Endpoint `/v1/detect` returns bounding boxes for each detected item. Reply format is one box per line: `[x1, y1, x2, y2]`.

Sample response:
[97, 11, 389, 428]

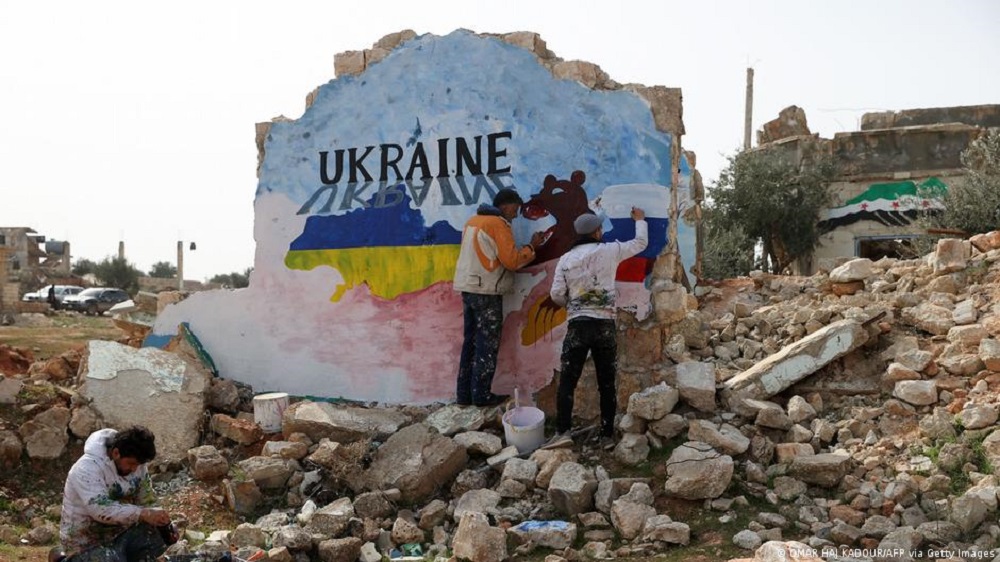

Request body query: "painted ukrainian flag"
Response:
[286, 192, 462, 301]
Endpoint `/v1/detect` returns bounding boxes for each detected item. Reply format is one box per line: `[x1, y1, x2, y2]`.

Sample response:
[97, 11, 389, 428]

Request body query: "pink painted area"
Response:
[493, 263, 564, 396]
[248, 260, 561, 403]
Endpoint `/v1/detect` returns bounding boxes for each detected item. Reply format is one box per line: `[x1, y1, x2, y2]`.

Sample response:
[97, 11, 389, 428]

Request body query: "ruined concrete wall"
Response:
[861, 104, 1000, 130]
[152, 30, 692, 404]
[832, 124, 982, 177]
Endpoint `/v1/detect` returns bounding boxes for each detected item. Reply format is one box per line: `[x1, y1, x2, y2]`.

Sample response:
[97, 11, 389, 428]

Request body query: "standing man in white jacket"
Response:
[548, 207, 647, 446]
[54, 426, 175, 562]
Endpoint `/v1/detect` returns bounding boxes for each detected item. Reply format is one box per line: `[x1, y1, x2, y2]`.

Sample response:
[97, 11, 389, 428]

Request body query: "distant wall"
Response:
[151, 30, 693, 403]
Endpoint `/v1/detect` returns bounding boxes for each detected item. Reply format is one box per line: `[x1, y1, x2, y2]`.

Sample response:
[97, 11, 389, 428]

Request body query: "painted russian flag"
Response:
[593, 184, 671, 282]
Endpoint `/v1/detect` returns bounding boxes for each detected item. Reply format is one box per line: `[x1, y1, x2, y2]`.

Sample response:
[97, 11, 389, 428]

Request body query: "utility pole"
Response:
[177, 240, 184, 291]
[744, 67, 754, 150]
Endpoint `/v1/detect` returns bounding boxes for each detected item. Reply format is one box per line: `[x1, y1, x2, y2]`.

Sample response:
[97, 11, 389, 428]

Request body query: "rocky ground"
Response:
[1, 231, 1000, 562]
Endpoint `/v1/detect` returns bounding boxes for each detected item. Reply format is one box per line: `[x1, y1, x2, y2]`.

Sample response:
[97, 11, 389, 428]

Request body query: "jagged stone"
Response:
[453, 430, 503, 456]
[418, 498, 448, 530]
[626, 382, 678, 420]
[896, 348, 934, 372]
[675, 361, 716, 412]
[775, 443, 814, 463]
[452, 512, 507, 562]
[282, 401, 408, 443]
[613, 433, 649, 465]
[548, 461, 597, 516]
[207, 378, 241, 413]
[230, 524, 266, 548]
[0, 376, 23, 404]
[648, 413, 686, 440]
[211, 413, 263, 445]
[352, 491, 393, 520]
[732, 529, 762, 550]
[687, 420, 749, 455]
[68, 405, 101, 439]
[641, 515, 689, 544]
[0, 429, 23, 468]
[223, 478, 262, 515]
[236, 456, 297, 489]
[893, 380, 939, 405]
[902, 303, 955, 336]
[307, 497, 355, 537]
[530, 448, 577, 489]
[951, 493, 989, 533]
[365, 423, 466, 502]
[188, 445, 229, 481]
[508, 520, 577, 549]
[501, 458, 538, 487]
[610, 499, 655, 540]
[262, 440, 309, 460]
[663, 442, 733, 500]
[830, 258, 873, 282]
[957, 404, 998, 429]
[317, 537, 362, 562]
[18, 405, 70, 459]
[786, 396, 816, 424]
[932, 238, 969, 273]
[787, 454, 850, 488]
[425, 404, 485, 436]
[980, 338, 1000, 371]
[454, 488, 501, 519]
[390, 514, 424, 545]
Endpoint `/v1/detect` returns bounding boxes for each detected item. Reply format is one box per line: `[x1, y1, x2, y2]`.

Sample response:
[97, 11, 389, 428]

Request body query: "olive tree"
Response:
[710, 148, 835, 274]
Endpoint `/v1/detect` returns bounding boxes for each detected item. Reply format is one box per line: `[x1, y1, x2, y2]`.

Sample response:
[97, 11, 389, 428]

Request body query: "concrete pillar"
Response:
[118, 240, 125, 260]
[177, 241, 184, 291]
[744, 67, 754, 150]
[0, 247, 7, 314]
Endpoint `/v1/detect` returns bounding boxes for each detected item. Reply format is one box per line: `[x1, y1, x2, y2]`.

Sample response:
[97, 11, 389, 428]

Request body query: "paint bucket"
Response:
[253, 392, 289, 433]
[501, 388, 545, 454]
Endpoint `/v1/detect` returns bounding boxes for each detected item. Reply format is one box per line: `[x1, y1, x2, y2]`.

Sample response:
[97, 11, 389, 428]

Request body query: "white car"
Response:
[22, 285, 85, 303]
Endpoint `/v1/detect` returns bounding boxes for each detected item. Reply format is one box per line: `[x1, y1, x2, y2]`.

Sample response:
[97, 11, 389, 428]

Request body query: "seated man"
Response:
[55, 426, 176, 562]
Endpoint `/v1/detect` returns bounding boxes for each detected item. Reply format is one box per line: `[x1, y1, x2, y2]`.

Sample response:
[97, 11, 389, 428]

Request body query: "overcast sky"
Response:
[2, 0, 997, 281]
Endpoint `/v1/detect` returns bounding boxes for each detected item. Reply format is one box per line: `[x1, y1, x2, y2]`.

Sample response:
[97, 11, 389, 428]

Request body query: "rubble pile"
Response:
[1, 231, 999, 562]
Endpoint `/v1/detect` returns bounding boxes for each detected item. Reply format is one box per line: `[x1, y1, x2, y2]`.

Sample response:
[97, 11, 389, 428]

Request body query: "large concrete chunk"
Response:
[282, 401, 409, 443]
[788, 453, 851, 488]
[18, 405, 70, 459]
[452, 512, 507, 562]
[80, 340, 209, 463]
[721, 319, 869, 415]
[663, 441, 733, 500]
[365, 423, 467, 503]
[548, 461, 597, 516]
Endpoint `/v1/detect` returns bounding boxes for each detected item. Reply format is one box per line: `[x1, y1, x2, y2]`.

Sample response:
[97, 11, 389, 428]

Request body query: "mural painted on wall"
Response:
[150, 30, 690, 404]
[818, 177, 948, 231]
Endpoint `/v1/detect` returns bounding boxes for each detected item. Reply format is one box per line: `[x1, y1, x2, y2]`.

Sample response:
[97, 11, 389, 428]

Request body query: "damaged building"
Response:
[755, 104, 1000, 274]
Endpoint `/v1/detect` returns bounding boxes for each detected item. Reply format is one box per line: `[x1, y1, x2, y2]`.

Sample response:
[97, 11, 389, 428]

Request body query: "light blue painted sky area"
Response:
[1, 0, 997, 280]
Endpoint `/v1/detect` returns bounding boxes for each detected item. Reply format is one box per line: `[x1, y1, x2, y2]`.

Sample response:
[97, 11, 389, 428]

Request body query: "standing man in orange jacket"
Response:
[453, 189, 544, 406]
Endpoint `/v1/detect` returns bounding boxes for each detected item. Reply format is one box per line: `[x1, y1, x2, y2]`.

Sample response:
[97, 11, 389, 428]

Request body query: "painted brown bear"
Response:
[520, 170, 593, 265]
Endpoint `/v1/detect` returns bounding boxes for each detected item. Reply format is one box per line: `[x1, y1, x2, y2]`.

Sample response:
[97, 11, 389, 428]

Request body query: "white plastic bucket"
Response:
[253, 392, 289, 433]
[502, 397, 545, 454]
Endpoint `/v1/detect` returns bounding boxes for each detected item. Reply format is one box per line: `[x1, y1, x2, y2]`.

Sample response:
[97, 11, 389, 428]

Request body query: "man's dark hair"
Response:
[108, 426, 157, 464]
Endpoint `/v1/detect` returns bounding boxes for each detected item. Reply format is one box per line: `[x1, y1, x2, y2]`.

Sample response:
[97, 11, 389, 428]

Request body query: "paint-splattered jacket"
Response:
[549, 220, 648, 321]
[59, 428, 157, 554]
[453, 204, 535, 295]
